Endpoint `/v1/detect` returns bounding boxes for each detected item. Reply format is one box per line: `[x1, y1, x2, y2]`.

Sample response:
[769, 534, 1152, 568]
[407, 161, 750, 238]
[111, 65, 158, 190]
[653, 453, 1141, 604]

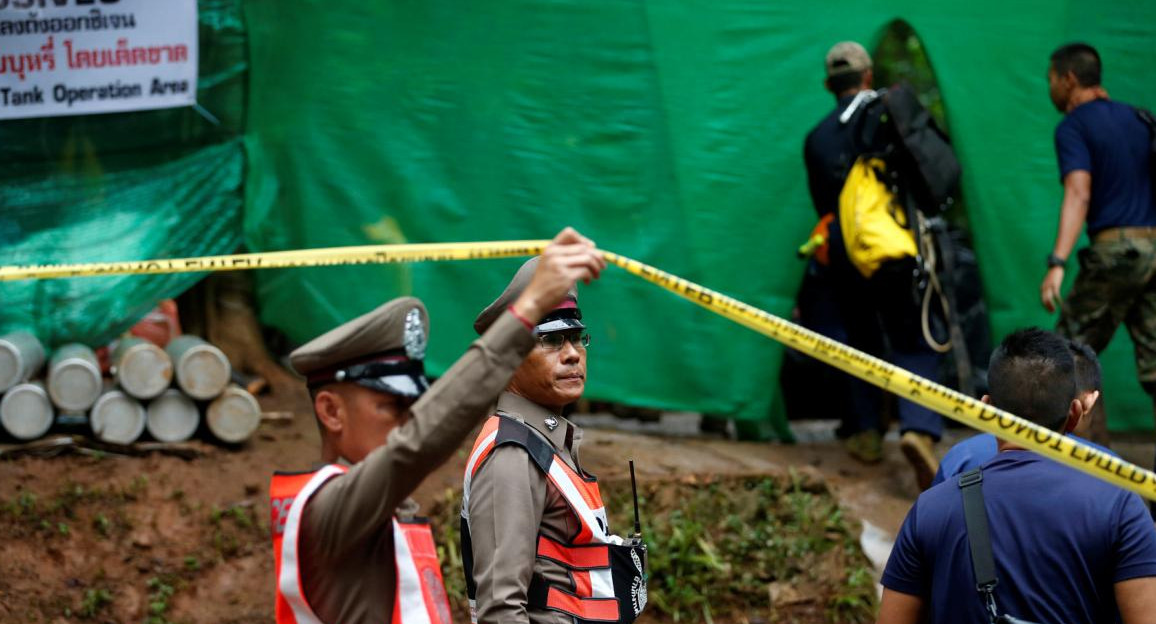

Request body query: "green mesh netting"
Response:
[0, 0, 247, 348]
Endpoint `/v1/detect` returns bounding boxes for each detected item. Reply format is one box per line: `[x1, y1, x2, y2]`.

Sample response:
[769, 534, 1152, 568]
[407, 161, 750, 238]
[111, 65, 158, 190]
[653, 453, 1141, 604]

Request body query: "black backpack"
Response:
[846, 83, 962, 215]
[882, 83, 962, 214]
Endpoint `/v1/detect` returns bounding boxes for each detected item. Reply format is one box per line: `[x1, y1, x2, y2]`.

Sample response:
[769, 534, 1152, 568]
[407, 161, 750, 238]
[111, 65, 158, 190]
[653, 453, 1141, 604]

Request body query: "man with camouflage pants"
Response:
[1039, 43, 1156, 456]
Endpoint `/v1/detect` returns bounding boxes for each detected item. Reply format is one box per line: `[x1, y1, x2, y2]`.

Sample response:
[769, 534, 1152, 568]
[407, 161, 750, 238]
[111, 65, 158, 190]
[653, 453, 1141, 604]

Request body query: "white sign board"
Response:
[0, 0, 199, 120]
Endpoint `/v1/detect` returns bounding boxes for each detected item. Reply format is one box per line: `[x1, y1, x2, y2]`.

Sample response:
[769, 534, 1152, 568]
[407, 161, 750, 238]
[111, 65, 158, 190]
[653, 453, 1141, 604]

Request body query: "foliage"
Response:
[78, 588, 113, 619]
[0, 482, 135, 538]
[146, 576, 177, 624]
[873, 20, 947, 131]
[433, 472, 876, 624]
[873, 19, 971, 232]
[208, 503, 263, 559]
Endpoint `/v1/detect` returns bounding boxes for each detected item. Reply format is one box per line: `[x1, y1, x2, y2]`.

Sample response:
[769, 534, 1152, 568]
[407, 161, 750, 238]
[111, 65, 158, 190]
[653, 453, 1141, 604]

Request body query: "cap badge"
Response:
[544, 416, 559, 431]
[404, 308, 427, 361]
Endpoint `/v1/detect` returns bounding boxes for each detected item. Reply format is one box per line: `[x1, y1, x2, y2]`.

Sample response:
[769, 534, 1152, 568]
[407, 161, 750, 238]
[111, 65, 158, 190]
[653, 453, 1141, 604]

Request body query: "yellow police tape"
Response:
[0, 241, 551, 281]
[2, 240, 1155, 501]
[602, 251, 1156, 502]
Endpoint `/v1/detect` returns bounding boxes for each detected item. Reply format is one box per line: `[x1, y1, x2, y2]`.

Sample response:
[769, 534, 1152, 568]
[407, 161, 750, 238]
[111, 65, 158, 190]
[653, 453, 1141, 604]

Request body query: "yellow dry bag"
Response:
[839, 156, 917, 278]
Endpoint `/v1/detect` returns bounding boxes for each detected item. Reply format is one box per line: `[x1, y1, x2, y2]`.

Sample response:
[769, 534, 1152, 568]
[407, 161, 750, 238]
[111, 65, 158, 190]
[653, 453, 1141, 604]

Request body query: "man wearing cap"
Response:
[268, 228, 605, 624]
[801, 41, 944, 488]
[460, 259, 648, 624]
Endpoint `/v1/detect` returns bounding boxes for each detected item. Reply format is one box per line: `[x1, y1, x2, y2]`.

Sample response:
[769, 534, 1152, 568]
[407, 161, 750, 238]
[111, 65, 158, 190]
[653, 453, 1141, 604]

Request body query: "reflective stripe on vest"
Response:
[461, 416, 501, 522]
[461, 416, 647, 624]
[394, 518, 455, 624]
[273, 465, 346, 624]
[270, 465, 454, 624]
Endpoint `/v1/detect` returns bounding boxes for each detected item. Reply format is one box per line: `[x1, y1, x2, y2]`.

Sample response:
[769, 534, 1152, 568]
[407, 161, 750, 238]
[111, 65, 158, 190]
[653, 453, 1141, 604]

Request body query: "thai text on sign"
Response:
[0, 0, 198, 120]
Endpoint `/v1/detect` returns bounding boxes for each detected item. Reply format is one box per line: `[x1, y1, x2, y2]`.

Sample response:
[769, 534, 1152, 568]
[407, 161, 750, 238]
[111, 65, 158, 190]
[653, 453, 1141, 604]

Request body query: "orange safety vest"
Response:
[460, 416, 648, 624]
[270, 465, 454, 624]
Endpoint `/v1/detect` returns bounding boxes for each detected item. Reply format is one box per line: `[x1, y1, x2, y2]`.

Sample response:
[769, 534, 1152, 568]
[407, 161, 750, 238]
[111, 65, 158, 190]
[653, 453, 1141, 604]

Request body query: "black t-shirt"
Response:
[803, 92, 892, 218]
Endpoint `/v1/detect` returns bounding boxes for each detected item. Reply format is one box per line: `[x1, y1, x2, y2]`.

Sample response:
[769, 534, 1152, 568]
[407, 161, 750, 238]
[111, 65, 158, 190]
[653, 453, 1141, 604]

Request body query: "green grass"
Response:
[0, 481, 140, 538]
[146, 576, 177, 624]
[78, 588, 113, 618]
[208, 504, 264, 560]
[433, 471, 876, 623]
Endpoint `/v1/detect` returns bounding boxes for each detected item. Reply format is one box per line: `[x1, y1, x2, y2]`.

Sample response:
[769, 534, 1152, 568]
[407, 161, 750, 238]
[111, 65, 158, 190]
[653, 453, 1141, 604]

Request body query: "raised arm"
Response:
[305, 227, 606, 551]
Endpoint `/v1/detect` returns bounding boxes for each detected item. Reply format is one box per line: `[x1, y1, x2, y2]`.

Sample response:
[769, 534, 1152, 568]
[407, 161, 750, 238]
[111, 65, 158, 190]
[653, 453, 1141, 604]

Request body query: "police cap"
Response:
[290, 297, 430, 398]
[473, 257, 584, 335]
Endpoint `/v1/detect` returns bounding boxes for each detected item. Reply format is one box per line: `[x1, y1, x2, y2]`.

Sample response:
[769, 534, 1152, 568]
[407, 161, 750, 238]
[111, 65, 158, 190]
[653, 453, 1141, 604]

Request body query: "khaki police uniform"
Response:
[465, 257, 612, 624]
[275, 296, 535, 624]
[467, 392, 590, 624]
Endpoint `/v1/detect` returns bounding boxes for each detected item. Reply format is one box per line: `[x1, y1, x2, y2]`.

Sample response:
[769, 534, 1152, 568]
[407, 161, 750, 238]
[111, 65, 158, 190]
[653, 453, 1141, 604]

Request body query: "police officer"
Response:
[461, 258, 648, 624]
[269, 228, 605, 624]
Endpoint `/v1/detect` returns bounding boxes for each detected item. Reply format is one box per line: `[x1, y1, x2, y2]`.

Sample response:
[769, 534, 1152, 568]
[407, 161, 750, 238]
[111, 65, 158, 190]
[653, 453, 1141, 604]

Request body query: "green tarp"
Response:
[243, 1, 1156, 436]
[0, 0, 246, 347]
[5, 1, 1156, 438]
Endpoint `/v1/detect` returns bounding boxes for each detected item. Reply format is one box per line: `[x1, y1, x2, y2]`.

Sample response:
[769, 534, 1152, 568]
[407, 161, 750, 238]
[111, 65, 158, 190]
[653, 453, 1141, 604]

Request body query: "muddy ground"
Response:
[1, 378, 1150, 624]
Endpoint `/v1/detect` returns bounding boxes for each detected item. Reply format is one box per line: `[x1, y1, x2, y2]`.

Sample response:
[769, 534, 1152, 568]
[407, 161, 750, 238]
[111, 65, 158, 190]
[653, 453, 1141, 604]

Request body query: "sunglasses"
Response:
[536, 331, 591, 351]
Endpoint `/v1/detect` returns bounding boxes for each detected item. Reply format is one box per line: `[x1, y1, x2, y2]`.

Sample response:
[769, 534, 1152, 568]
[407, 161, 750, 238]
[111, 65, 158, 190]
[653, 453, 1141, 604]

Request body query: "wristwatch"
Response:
[1046, 253, 1067, 269]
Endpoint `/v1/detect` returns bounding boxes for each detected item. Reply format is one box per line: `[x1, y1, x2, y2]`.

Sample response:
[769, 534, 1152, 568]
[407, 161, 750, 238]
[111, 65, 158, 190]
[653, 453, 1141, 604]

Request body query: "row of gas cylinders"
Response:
[0, 332, 260, 445]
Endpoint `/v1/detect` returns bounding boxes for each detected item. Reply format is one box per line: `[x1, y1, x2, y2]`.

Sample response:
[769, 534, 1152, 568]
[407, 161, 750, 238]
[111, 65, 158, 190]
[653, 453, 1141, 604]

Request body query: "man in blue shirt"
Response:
[1038, 42, 1156, 450]
[931, 340, 1109, 487]
[878, 328, 1156, 624]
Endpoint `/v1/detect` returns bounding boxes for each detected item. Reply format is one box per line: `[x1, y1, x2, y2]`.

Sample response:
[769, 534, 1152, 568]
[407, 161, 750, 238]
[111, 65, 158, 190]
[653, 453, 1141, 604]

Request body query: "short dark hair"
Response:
[1069, 340, 1102, 394]
[1050, 43, 1101, 87]
[827, 70, 864, 95]
[987, 328, 1076, 431]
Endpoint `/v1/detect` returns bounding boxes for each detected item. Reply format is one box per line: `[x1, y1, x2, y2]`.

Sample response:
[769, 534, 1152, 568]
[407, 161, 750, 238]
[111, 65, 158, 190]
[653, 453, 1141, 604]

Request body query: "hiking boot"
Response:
[844, 429, 883, 464]
[900, 431, 938, 491]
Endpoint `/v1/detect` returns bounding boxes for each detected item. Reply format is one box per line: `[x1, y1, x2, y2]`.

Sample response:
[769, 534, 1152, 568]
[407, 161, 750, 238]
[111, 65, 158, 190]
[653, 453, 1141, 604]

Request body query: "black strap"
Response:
[959, 468, 1000, 623]
[494, 414, 557, 475]
[461, 515, 478, 600]
[959, 469, 997, 588]
[527, 573, 551, 609]
[960, 470, 1054, 624]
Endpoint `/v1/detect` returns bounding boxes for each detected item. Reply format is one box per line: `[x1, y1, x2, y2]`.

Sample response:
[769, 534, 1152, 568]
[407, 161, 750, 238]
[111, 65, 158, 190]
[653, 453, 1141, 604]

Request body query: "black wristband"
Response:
[1046, 253, 1067, 268]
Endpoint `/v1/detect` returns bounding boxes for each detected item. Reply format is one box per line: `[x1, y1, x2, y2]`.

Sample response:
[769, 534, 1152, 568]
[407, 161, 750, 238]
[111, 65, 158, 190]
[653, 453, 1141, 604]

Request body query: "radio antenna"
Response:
[629, 460, 641, 538]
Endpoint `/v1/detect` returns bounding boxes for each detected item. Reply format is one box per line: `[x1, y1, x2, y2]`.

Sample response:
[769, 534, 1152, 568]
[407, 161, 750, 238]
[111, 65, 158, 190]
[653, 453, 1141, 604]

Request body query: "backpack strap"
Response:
[494, 413, 559, 475]
[958, 468, 999, 623]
